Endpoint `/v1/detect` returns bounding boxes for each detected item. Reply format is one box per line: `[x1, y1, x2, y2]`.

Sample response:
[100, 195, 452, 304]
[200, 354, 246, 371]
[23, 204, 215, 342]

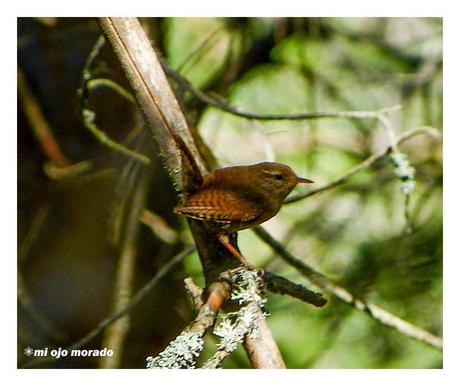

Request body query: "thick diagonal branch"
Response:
[98, 17, 284, 368]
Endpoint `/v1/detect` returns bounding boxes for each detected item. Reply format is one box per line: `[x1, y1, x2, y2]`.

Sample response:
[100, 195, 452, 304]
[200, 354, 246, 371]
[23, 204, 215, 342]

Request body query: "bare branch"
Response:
[78, 35, 151, 165]
[140, 209, 179, 244]
[18, 272, 68, 342]
[82, 109, 151, 165]
[99, 174, 149, 368]
[43, 160, 93, 180]
[285, 127, 442, 204]
[18, 206, 49, 266]
[98, 17, 208, 186]
[162, 60, 401, 121]
[184, 277, 205, 310]
[18, 67, 70, 167]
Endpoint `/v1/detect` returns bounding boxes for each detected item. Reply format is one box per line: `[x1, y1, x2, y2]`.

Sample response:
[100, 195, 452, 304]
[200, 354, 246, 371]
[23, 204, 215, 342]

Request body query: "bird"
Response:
[174, 162, 313, 265]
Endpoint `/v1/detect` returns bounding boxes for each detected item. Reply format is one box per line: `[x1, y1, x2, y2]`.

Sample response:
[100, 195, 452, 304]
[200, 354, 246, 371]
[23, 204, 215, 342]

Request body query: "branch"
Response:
[21, 246, 194, 368]
[147, 281, 229, 369]
[254, 226, 443, 351]
[18, 67, 70, 167]
[98, 17, 208, 186]
[242, 307, 286, 369]
[184, 277, 205, 310]
[206, 269, 286, 369]
[43, 160, 93, 180]
[162, 59, 401, 121]
[183, 277, 277, 370]
[263, 271, 327, 307]
[285, 127, 442, 204]
[99, 174, 149, 368]
[140, 209, 179, 245]
[18, 272, 68, 342]
[203, 301, 286, 369]
[82, 109, 151, 165]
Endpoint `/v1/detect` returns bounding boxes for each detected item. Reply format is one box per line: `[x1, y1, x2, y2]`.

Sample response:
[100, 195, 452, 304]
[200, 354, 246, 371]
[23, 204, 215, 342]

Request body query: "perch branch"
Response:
[204, 268, 286, 369]
[254, 226, 443, 351]
[147, 281, 229, 369]
[21, 246, 194, 368]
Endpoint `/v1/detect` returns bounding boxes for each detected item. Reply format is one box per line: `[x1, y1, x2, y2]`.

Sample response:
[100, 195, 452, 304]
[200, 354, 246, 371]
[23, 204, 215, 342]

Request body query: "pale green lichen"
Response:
[146, 329, 204, 369]
[211, 269, 267, 354]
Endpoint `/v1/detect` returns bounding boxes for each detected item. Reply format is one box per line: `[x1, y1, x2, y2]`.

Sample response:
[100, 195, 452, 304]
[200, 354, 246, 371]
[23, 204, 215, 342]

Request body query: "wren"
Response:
[174, 162, 313, 265]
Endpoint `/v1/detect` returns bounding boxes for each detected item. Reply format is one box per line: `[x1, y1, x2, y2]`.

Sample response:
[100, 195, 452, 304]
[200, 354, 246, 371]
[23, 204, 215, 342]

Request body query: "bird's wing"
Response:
[174, 188, 263, 224]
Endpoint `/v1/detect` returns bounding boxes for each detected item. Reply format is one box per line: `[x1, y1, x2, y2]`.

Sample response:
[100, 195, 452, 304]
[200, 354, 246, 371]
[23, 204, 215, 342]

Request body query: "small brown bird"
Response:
[174, 162, 313, 264]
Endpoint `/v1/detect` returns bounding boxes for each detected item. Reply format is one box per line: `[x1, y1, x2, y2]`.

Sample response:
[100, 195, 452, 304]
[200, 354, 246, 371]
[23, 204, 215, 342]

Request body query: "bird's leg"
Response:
[217, 233, 253, 268]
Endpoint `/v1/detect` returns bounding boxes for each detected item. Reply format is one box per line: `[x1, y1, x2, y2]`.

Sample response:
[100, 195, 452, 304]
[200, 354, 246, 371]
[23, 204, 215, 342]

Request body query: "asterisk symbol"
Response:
[24, 346, 34, 357]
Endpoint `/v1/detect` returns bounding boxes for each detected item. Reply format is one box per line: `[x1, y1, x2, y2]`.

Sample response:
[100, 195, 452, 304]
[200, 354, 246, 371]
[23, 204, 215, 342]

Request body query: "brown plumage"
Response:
[174, 162, 313, 233]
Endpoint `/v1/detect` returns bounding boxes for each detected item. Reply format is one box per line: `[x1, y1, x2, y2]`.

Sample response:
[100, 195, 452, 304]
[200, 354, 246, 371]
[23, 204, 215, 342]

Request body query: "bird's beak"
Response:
[296, 176, 314, 184]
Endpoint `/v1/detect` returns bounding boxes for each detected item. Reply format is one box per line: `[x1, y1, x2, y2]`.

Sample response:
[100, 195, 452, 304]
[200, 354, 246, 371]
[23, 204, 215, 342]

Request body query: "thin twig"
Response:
[184, 277, 205, 310]
[139, 209, 179, 244]
[190, 281, 230, 334]
[79, 36, 151, 165]
[202, 348, 232, 369]
[254, 226, 443, 351]
[78, 34, 106, 101]
[203, 269, 286, 369]
[99, 175, 148, 368]
[43, 160, 93, 180]
[18, 67, 70, 167]
[163, 59, 402, 121]
[285, 127, 442, 204]
[21, 246, 195, 368]
[18, 272, 68, 342]
[176, 25, 225, 74]
[86, 78, 136, 104]
[18, 206, 49, 266]
[82, 108, 151, 165]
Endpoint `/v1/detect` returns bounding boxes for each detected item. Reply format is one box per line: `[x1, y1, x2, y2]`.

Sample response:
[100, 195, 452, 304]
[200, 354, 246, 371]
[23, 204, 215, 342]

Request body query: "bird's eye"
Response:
[274, 174, 284, 180]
